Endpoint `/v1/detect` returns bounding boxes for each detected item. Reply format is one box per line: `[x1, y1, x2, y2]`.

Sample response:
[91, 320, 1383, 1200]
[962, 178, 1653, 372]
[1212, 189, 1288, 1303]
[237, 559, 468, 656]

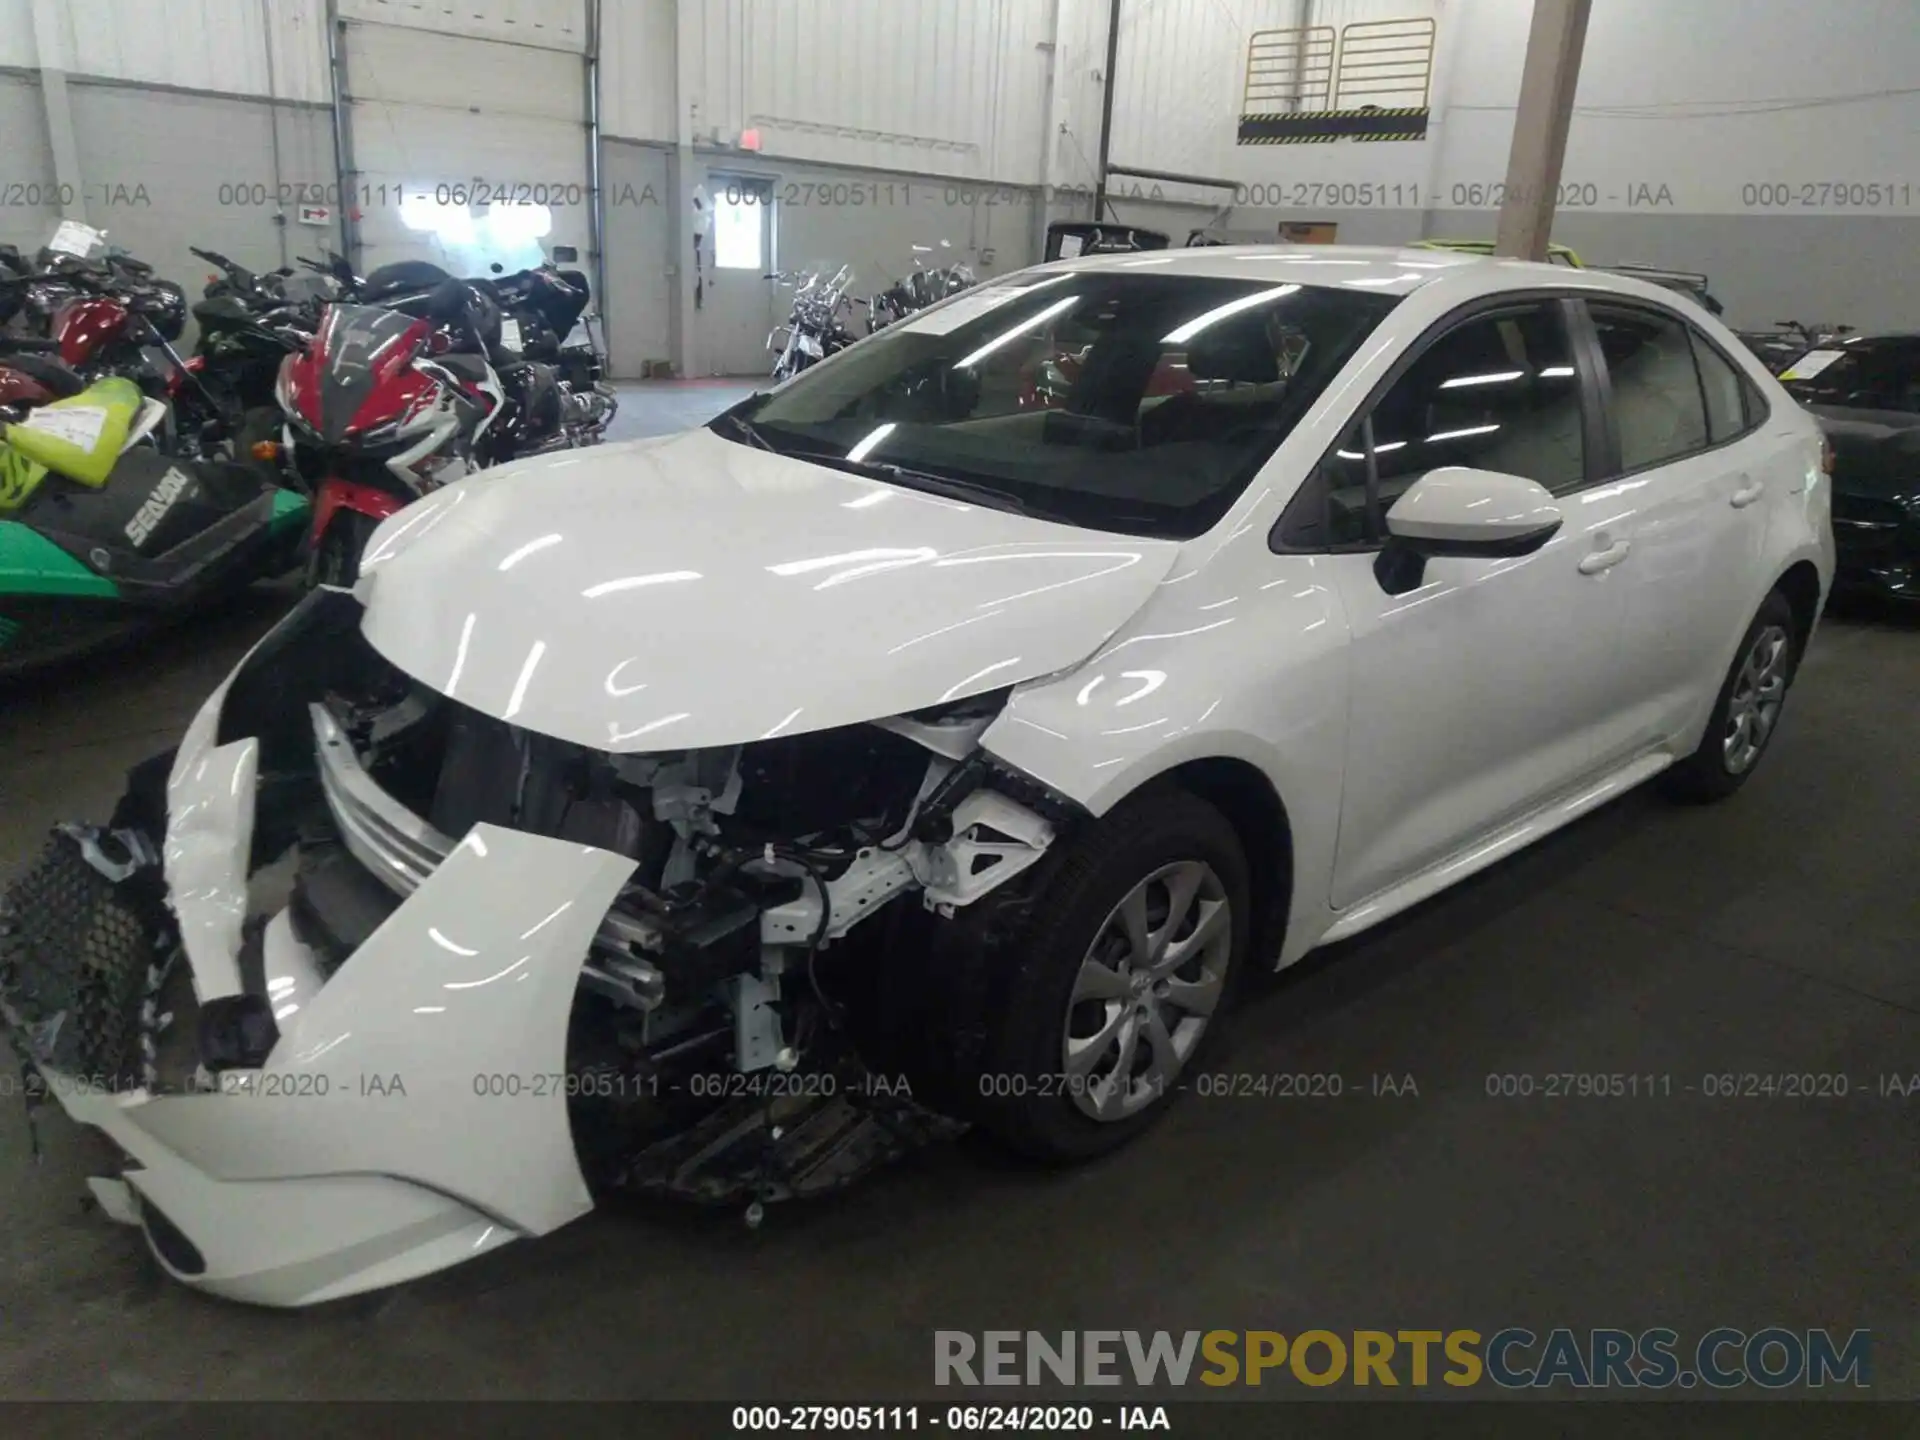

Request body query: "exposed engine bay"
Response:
[292, 599, 1070, 1201]
[0, 588, 1082, 1297]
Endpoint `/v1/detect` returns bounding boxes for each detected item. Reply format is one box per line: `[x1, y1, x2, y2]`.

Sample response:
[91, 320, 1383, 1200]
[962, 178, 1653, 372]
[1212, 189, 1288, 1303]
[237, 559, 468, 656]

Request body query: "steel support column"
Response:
[1091, 0, 1123, 222]
[27, 0, 86, 222]
[1492, 0, 1592, 260]
[324, 0, 361, 268]
[584, 0, 609, 352]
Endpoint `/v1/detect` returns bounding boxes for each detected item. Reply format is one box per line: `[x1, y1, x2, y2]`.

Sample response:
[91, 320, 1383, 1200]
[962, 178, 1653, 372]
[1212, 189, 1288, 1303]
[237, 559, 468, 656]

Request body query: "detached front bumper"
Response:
[21, 611, 642, 1306]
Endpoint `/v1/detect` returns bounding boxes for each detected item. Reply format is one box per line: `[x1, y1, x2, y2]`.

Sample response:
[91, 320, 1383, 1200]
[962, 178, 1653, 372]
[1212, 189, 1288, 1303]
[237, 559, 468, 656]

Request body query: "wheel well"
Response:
[1775, 560, 1822, 655]
[1166, 757, 1293, 965]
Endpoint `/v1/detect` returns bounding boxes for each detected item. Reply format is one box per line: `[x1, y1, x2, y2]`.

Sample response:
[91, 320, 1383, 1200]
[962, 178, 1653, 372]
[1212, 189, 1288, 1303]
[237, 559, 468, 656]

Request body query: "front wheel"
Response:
[961, 786, 1250, 1162]
[1661, 589, 1800, 802]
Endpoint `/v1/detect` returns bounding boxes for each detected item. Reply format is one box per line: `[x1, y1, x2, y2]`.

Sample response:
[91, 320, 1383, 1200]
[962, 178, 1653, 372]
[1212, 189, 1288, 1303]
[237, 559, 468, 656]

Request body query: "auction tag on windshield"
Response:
[1780, 349, 1844, 381]
[21, 403, 109, 449]
[499, 316, 523, 351]
[47, 219, 106, 258]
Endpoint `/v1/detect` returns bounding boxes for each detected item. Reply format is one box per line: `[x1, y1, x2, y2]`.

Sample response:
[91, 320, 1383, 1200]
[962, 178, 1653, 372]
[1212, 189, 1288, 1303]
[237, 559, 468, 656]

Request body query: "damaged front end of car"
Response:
[0, 586, 1080, 1306]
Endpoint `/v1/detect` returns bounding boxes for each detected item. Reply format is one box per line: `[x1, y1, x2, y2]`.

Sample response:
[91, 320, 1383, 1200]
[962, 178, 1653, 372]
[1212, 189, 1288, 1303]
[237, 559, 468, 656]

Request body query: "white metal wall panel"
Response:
[598, 0, 676, 142]
[1108, 0, 1298, 193]
[673, 0, 1054, 184]
[1447, 0, 1920, 215]
[0, 0, 35, 69]
[37, 0, 327, 103]
[344, 21, 592, 271]
[340, 0, 587, 53]
[350, 19, 583, 120]
[68, 85, 340, 282]
[1042, 0, 1116, 205]
[0, 75, 54, 253]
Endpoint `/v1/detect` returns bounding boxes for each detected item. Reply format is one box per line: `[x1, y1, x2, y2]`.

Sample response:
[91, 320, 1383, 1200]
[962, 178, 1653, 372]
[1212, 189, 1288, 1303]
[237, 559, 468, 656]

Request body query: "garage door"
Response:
[340, 1, 590, 279]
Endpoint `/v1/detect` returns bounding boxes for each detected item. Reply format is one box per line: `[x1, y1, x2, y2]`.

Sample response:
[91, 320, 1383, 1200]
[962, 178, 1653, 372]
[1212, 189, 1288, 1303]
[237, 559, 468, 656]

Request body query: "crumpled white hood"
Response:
[355, 427, 1180, 751]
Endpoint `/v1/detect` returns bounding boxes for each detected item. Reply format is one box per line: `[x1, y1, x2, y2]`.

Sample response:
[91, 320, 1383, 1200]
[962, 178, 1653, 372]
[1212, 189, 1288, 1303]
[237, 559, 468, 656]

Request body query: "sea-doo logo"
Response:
[125, 466, 191, 547]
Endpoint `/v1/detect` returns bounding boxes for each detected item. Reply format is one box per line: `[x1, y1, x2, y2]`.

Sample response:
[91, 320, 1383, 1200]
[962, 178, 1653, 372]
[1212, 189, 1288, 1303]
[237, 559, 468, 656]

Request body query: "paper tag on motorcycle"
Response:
[21, 403, 110, 450]
[47, 220, 108, 259]
[1778, 349, 1844, 381]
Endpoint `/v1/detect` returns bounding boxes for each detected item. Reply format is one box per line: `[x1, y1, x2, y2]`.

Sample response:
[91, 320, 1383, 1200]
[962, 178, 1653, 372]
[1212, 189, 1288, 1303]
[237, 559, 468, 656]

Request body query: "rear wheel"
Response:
[1661, 589, 1799, 802]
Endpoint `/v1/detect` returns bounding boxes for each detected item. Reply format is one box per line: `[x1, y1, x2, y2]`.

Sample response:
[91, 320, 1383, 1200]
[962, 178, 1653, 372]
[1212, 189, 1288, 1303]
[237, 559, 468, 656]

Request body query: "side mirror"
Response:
[1375, 466, 1563, 596]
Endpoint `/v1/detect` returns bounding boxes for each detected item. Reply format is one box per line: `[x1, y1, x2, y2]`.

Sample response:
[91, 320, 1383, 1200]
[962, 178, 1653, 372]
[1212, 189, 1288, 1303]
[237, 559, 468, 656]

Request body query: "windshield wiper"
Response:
[822, 456, 1041, 517]
[710, 409, 775, 451]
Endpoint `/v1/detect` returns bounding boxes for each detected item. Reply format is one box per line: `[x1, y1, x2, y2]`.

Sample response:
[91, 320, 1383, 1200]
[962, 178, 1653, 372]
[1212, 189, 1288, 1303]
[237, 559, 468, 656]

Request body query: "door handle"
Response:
[1730, 476, 1766, 508]
[1578, 539, 1632, 575]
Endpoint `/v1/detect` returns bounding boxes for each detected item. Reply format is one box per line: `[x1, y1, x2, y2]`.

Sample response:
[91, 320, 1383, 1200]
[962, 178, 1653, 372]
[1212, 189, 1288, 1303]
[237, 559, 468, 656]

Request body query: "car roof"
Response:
[1033, 243, 1703, 310]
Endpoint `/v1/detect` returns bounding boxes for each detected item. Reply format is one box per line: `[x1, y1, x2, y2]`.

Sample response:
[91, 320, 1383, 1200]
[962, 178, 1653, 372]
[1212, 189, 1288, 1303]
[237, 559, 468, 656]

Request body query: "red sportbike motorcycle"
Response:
[277, 277, 613, 584]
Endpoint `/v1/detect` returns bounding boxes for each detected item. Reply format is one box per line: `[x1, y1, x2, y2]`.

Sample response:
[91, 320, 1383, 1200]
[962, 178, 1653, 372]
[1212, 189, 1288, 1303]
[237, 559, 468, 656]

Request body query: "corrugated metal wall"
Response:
[16, 0, 331, 104]
[9, 0, 1082, 185]
[598, 0, 677, 143]
[677, 0, 1056, 183]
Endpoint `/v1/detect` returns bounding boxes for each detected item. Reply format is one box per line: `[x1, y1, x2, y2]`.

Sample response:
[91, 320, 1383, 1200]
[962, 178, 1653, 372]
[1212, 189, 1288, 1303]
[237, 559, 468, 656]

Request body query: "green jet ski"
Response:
[0, 377, 308, 677]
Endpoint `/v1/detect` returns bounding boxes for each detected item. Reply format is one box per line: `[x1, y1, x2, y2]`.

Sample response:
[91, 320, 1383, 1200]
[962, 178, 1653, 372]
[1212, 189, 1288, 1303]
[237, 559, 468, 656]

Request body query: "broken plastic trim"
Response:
[216, 585, 368, 770]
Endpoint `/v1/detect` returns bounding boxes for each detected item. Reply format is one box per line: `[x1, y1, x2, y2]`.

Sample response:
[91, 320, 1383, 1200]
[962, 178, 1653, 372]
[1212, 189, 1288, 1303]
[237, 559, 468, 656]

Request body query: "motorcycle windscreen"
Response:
[315, 305, 425, 444]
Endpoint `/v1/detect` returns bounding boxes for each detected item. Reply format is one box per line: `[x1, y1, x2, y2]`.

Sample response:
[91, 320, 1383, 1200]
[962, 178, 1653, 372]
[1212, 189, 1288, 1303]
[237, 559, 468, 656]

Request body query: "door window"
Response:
[712, 182, 769, 270]
[1278, 300, 1586, 548]
[1690, 332, 1750, 444]
[1589, 305, 1709, 471]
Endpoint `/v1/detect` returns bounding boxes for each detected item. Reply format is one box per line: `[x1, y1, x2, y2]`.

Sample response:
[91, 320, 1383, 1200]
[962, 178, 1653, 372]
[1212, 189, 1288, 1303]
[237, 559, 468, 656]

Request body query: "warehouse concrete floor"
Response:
[0, 385, 1914, 1400]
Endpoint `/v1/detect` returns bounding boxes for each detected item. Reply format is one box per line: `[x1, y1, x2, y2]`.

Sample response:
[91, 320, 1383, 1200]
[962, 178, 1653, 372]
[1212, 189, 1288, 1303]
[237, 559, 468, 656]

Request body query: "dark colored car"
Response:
[1781, 334, 1920, 602]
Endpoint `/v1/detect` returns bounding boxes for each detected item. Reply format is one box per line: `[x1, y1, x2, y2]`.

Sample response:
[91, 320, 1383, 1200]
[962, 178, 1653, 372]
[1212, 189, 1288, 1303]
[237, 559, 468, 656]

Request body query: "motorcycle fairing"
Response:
[302, 304, 431, 443]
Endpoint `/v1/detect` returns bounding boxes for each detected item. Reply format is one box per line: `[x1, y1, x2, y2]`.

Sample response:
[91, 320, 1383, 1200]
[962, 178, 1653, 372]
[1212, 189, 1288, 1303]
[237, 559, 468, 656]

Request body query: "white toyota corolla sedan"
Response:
[11, 245, 1833, 1304]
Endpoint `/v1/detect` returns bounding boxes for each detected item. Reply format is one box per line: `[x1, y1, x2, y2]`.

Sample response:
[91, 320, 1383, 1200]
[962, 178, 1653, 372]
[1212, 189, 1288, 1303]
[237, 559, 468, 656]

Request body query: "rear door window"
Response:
[1588, 305, 1710, 472]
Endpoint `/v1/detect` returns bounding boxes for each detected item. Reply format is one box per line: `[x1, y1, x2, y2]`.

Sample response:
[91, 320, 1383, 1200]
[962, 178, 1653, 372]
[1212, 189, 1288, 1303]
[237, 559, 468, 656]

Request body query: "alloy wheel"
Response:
[1723, 623, 1791, 774]
[1062, 860, 1232, 1122]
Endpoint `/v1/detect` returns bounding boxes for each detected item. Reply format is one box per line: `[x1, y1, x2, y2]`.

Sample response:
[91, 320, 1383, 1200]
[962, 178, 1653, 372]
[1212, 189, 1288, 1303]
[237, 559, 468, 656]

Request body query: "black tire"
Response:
[947, 785, 1251, 1162]
[1661, 589, 1800, 803]
[307, 511, 375, 589]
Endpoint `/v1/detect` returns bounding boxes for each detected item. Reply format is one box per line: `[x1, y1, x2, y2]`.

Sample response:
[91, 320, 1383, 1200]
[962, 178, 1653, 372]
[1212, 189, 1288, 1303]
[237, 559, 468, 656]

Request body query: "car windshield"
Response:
[714, 271, 1399, 539]
[1781, 341, 1920, 413]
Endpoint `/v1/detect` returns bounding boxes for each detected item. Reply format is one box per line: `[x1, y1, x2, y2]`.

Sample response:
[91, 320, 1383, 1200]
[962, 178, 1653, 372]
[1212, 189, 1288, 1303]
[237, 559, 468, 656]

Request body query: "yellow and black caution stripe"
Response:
[1237, 107, 1429, 144]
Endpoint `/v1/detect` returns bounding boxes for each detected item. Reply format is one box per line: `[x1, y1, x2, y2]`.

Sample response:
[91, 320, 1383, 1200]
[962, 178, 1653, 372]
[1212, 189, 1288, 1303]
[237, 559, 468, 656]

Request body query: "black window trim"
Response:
[1574, 296, 1771, 483]
[1270, 288, 1605, 555]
